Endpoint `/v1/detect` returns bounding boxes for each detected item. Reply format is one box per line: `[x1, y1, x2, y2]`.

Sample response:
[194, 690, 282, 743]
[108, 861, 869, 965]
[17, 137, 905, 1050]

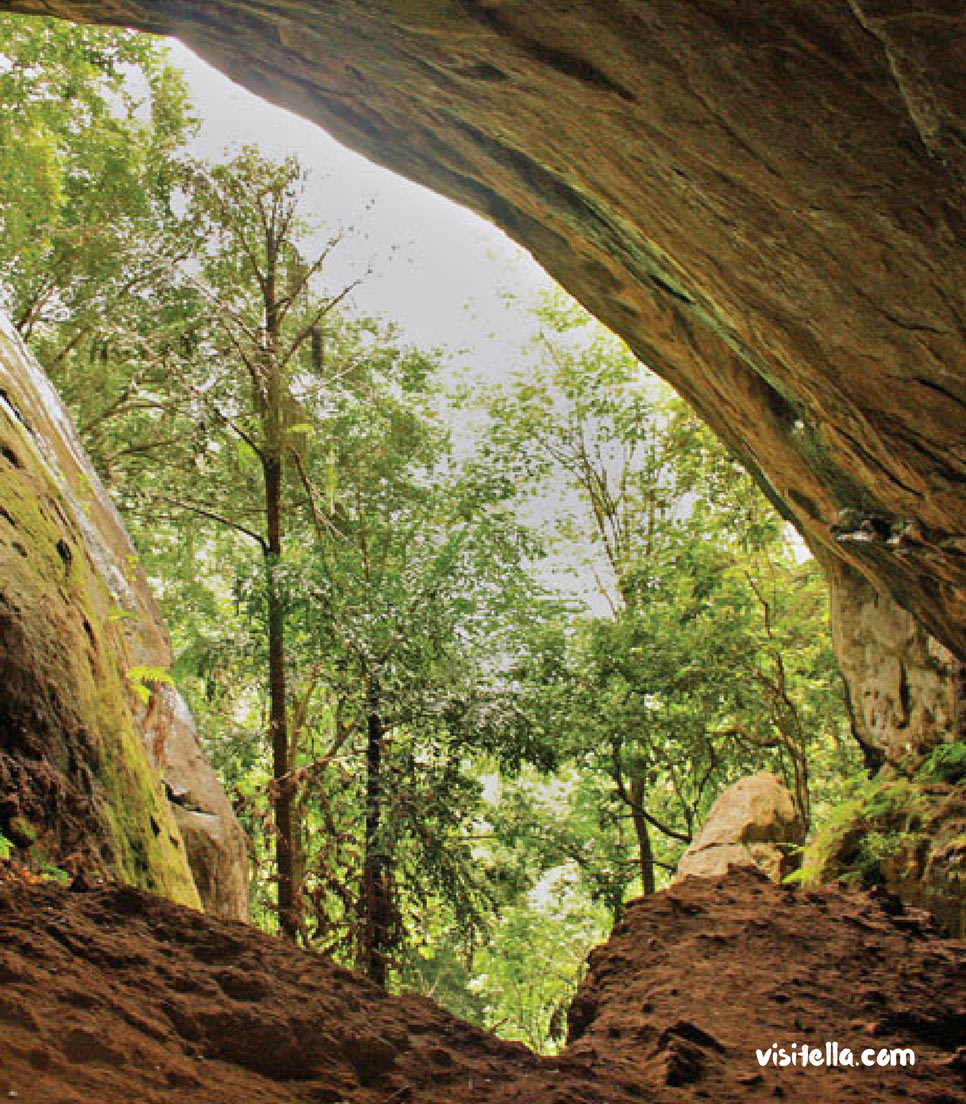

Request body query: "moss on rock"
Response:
[794, 758, 966, 936]
[0, 368, 199, 908]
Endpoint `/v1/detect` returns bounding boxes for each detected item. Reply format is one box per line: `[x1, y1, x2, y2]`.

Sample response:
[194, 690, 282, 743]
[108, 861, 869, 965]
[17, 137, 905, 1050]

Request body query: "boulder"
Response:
[675, 772, 804, 883]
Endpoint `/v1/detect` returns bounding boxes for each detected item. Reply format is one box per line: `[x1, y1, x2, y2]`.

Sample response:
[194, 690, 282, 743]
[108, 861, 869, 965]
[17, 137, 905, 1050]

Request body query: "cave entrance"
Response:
[1, 8, 963, 1058]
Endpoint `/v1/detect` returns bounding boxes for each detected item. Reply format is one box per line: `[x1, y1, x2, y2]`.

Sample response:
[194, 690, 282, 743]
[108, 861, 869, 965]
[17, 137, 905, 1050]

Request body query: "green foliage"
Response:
[37, 859, 72, 886]
[0, 19, 861, 1046]
[0, 16, 196, 339]
[466, 864, 608, 1052]
[126, 665, 175, 704]
[0, 832, 13, 862]
[788, 770, 930, 889]
[918, 742, 966, 785]
[477, 290, 855, 902]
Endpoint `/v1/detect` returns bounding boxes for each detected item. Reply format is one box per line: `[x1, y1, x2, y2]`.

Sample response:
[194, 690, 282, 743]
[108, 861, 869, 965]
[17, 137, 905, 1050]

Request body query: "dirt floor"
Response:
[0, 865, 963, 1104]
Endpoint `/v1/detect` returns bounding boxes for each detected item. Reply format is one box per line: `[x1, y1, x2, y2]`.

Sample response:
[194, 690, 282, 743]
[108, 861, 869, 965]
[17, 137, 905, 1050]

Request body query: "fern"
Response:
[918, 743, 966, 785]
[126, 664, 174, 703]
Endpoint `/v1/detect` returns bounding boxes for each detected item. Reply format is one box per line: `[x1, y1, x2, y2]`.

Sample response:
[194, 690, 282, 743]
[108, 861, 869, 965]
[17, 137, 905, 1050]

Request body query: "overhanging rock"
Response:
[2, 0, 963, 659]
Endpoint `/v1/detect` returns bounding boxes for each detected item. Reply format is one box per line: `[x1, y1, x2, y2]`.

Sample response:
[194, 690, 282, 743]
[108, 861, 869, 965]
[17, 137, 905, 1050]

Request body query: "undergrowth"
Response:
[787, 743, 966, 890]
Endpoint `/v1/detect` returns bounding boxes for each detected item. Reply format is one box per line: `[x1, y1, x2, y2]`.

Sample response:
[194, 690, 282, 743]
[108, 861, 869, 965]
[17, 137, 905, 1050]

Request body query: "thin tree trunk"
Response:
[264, 450, 297, 941]
[361, 688, 392, 987]
[629, 777, 656, 895]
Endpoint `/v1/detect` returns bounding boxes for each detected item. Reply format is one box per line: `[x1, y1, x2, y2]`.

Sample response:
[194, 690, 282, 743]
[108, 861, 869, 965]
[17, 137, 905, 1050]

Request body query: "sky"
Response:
[162, 41, 807, 594]
[166, 41, 555, 381]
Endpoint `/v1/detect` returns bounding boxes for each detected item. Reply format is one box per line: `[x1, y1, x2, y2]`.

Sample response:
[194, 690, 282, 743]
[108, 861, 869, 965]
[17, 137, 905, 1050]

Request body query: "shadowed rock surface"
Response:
[827, 558, 964, 769]
[0, 866, 962, 1103]
[1, 0, 963, 672]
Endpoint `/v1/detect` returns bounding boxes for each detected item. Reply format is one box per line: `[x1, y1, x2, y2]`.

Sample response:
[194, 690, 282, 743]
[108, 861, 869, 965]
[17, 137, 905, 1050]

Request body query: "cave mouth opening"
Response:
[2, 8, 963, 1059]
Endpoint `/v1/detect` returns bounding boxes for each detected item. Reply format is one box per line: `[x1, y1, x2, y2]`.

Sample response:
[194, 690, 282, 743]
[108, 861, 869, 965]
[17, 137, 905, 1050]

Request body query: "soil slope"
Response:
[0, 866, 963, 1103]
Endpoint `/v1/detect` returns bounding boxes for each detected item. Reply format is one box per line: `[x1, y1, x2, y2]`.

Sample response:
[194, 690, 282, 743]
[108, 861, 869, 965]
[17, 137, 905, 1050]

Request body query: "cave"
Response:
[2, 0, 963, 671]
[0, 4, 965, 1100]
[0, 0, 962, 903]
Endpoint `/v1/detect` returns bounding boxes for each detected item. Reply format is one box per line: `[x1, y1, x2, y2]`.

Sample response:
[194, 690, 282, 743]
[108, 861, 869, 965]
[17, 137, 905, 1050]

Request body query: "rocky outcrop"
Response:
[2, 0, 963, 668]
[881, 782, 966, 938]
[827, 558, 964, 769]
[675, 772, 804, 883]
[566, 869, 965, 1100]
[143, 685, 250, 920]
[0, 314, 248, 918]
[808, 769, 966, 937]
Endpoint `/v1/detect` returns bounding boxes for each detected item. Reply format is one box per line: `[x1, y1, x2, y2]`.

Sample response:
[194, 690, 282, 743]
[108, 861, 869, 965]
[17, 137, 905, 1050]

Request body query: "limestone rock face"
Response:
[2, 0, 963, 665]
[675, 772, 804, 883]
[827, 558, 964, 768]
[0, 315, 248, 918]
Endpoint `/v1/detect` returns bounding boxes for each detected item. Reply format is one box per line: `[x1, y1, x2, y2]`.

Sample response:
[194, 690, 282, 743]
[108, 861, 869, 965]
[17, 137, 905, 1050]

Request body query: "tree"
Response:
[0, 27, 559, 963]
[135, 148, 364, 940]
[285, 343, 555, 981]
[0, 17, 196, 351]
[482, 290, 853, 897]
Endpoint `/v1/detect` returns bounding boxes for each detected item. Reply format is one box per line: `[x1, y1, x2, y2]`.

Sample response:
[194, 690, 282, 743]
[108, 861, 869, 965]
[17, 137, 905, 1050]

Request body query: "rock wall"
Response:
[0, 314, 248, 919]
[826, 558, 964, 769]
[2, 0, 963, 665]
[880, 782, 966, 938]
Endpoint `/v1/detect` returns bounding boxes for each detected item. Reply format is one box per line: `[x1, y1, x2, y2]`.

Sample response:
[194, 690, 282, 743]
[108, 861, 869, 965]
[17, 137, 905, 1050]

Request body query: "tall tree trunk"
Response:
[629, 776, 656, 896]
[361, 688, 392, 987]
[264, 451, 297, 940]
[258, 228, 300, 941]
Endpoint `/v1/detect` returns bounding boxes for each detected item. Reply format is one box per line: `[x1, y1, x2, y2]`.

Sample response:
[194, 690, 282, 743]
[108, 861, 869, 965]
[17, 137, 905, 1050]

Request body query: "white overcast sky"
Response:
[163, 42, 808, 592]
[166, 41, 556, 381]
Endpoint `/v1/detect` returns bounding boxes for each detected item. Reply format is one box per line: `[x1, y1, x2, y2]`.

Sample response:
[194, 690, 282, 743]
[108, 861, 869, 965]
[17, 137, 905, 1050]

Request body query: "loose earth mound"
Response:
[0, 867, 962, 1103]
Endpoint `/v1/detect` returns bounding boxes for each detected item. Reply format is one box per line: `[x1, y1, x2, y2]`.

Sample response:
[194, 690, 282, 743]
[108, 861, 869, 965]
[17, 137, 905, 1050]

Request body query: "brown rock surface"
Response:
[0, 866, 963, 1103]
[827, 558, 964, 768]
[567, 868, 966, 1101]
[146, 684, 251, 920]
[884, 782, 966, 939]
[1, 0, 963, 664]
[0, 313, 248, 918]
[675, 772, 804, 883]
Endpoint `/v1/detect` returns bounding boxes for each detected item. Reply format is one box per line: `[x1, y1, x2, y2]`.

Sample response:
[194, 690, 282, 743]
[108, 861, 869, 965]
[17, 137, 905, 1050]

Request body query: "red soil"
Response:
[0, 866, 962, 1103]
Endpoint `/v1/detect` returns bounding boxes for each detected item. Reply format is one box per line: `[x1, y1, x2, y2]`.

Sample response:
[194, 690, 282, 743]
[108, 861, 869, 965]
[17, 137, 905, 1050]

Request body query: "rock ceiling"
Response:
[3, 0, 965, 656]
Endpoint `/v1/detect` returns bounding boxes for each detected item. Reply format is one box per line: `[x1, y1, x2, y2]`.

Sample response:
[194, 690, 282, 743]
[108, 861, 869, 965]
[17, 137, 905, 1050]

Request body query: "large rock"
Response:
[675, 772, 804, 883]
[2, 0, 963, 671]
[811, 771, 966, 937]
[826, 557, 964, 769]
[881, 782, 966, 938]
[0, 314, 248, 919]
[143, 685, 250, 920]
